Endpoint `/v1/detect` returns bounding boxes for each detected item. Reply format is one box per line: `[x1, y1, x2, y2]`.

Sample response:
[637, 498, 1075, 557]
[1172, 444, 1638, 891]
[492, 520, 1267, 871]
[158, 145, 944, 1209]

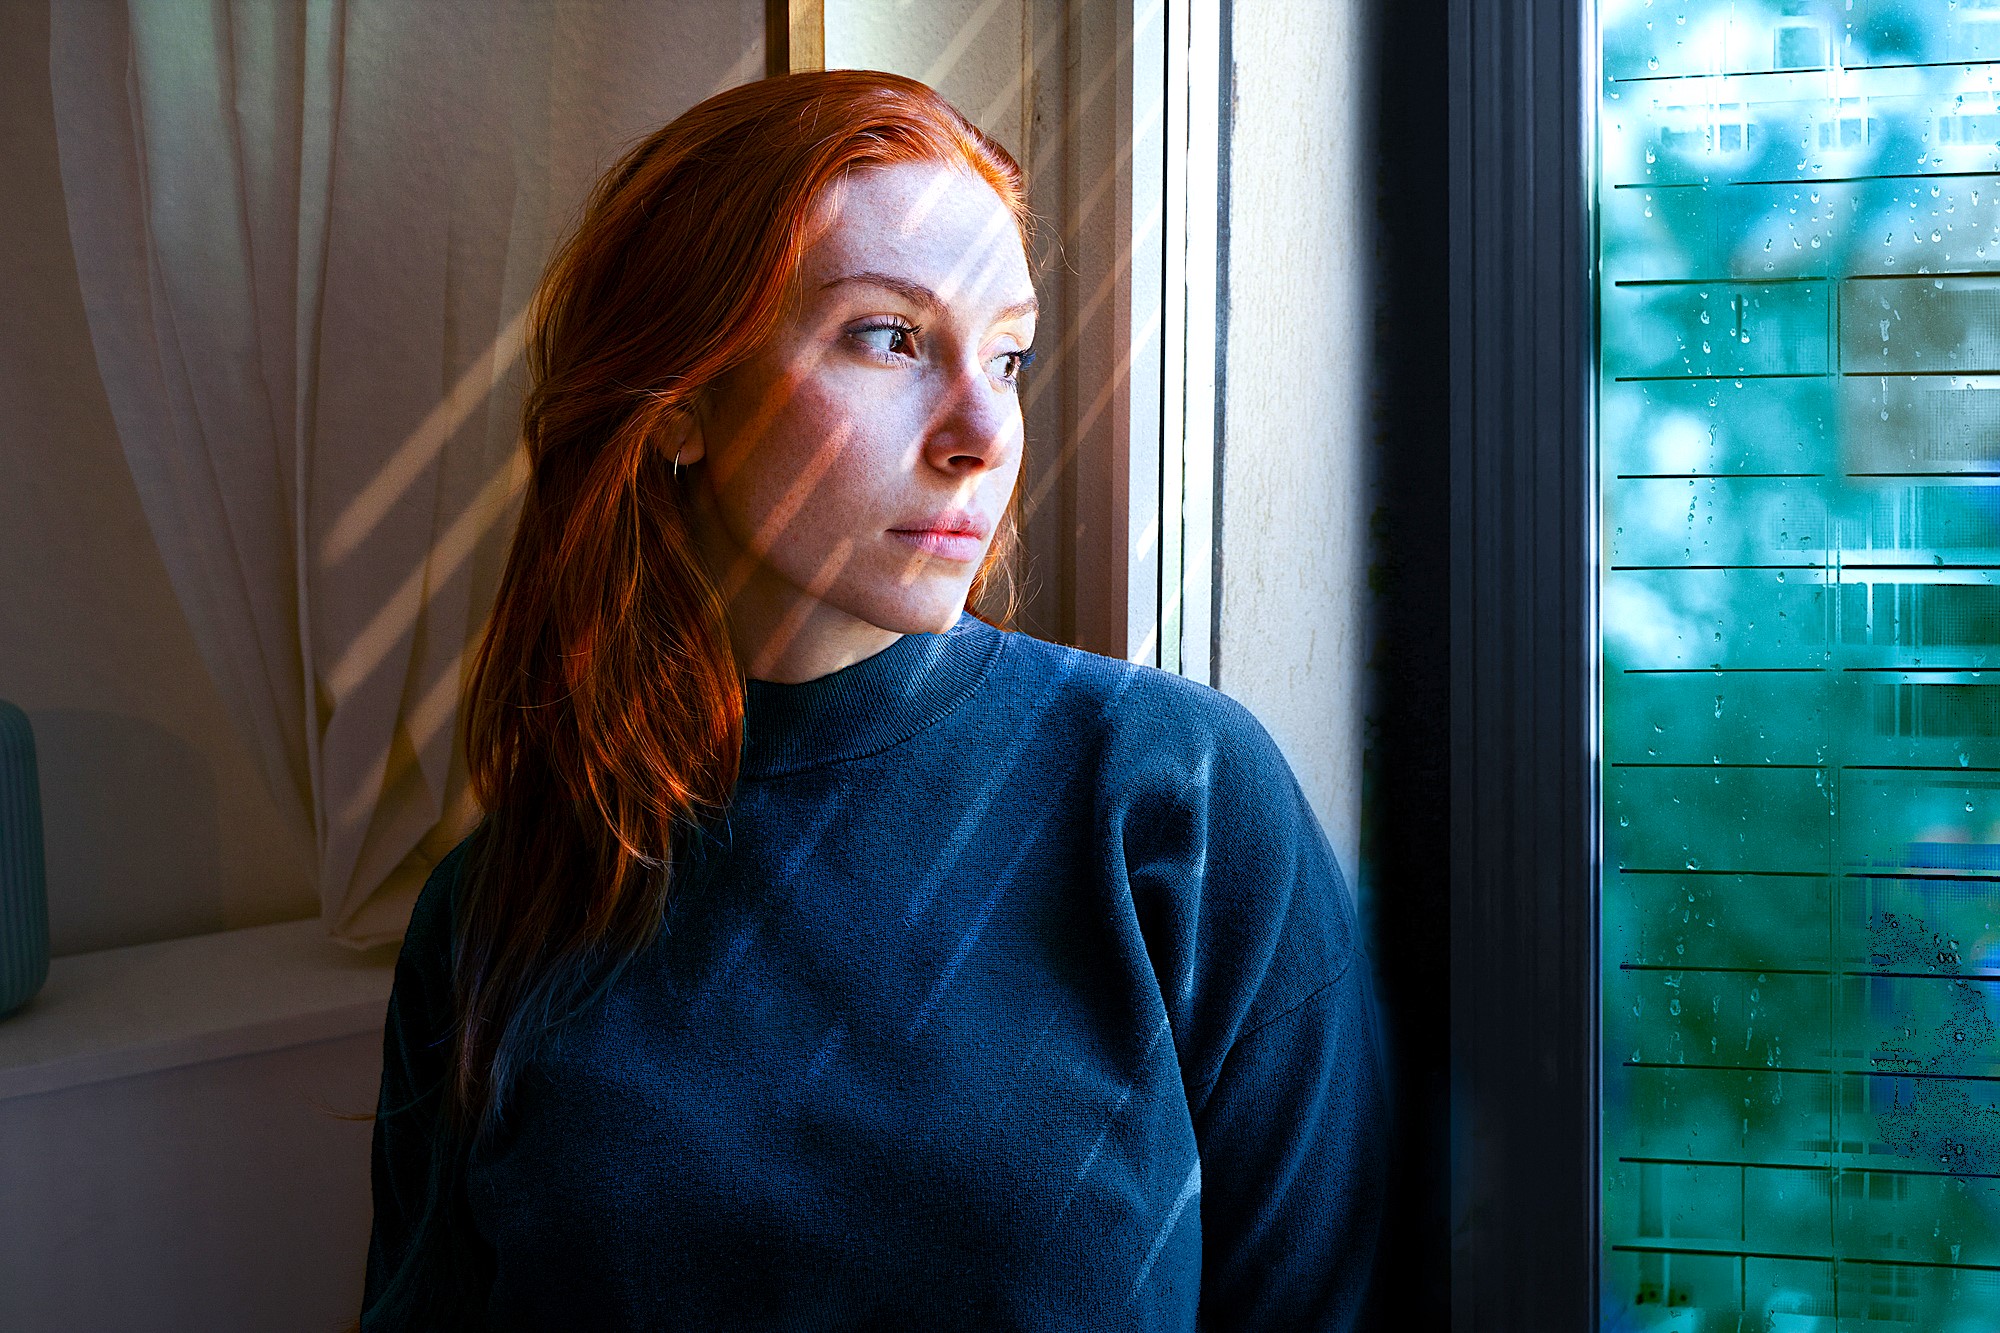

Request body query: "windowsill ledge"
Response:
[0, 919, 398, 1103]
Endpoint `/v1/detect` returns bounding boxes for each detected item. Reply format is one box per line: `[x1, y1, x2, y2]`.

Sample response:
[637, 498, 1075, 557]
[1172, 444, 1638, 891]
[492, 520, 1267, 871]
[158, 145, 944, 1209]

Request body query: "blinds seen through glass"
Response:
[1599, 1, 2000, 1328]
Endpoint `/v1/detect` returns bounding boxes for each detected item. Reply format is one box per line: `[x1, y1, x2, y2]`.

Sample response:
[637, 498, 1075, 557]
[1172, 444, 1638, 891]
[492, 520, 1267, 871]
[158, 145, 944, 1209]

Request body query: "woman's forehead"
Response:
[800, 162, 1032, 315]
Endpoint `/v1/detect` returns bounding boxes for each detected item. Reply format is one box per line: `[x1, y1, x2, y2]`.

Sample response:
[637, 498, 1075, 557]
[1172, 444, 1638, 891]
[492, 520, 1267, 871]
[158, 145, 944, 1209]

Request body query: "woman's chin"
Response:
[832, 582, 975, 638]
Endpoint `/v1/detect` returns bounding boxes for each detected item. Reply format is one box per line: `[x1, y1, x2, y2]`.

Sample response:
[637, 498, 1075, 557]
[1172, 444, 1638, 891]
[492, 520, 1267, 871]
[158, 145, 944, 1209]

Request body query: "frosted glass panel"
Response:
[1598, 2, 2000, 1327]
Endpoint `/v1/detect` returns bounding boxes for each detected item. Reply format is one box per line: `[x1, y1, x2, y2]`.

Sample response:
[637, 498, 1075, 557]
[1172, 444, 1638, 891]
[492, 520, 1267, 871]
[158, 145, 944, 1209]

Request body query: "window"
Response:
[1600, 1, 2000, 1326]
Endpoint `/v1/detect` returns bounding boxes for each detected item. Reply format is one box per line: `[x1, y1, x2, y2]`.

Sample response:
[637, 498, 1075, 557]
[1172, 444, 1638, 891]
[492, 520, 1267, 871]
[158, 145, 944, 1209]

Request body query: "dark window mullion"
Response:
[1448, 0, 1599, 1326]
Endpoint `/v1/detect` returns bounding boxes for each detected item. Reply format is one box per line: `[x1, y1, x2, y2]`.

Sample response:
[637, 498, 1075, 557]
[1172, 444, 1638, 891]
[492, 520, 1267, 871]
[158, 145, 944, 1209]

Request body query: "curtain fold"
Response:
[48, 0, 761, 944]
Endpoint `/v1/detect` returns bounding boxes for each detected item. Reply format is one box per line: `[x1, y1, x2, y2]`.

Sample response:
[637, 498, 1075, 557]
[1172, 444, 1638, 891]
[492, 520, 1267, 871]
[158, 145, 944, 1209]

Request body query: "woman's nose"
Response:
[920, 362, 1020, 473]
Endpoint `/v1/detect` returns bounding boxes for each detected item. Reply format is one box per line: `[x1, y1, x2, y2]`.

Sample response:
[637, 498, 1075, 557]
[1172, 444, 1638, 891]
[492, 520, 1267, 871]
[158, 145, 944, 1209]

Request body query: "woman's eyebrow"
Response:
[819, 271, 1038, 323]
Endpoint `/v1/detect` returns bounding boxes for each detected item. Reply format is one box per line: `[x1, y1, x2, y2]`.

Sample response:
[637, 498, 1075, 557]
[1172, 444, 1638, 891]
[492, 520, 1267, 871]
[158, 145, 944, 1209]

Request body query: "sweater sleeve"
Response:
[1107, 681, 1388, 1330]
[1193, 958, 1387, 1330]
[361, 840, 487, 1329]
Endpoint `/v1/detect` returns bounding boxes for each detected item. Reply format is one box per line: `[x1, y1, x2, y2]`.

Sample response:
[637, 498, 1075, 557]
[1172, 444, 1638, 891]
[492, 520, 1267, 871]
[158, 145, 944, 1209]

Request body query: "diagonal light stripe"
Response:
[901, 651, 1081, 926]
[323, 449, 526, 704]
[1052, 1012, 1177, 1222]
[1130, 1157, 1202, 1300]
[714, 421, 857, 601]
[905, 788, 1063, 1040]
[324, 307, 529, 564]
[918, 0, 1013, 90]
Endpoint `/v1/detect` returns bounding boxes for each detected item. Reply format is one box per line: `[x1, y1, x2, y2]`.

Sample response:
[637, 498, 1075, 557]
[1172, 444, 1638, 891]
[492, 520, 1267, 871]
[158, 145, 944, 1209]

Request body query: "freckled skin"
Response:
[668, 162, 1037, 684]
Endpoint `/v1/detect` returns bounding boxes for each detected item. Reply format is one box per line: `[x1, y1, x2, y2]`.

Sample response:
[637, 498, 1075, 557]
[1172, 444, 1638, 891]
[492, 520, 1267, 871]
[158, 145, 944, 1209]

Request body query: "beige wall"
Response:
[1214, 0, 1371, 891]
[827, 0, 1028, 158]
[0, 1, 768, 956]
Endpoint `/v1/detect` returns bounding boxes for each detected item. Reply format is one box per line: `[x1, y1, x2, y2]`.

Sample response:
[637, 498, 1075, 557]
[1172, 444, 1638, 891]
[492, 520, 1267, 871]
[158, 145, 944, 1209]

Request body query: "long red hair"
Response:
[370, 72, 1031, 1326]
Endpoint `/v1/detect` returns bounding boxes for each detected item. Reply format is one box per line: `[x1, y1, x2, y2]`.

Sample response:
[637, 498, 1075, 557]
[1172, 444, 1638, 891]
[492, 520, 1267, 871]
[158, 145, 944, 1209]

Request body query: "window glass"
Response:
[1599, 2, 2000, 1326]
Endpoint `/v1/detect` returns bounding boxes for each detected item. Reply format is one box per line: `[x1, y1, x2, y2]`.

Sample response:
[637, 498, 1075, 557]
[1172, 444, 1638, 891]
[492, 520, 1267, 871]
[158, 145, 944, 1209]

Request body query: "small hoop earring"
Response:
[672, 448, 682, 480]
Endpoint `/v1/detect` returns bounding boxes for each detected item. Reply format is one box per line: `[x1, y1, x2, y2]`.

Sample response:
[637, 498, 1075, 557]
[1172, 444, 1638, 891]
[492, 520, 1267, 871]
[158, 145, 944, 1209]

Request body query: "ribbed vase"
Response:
[0, 700, 48, 1017]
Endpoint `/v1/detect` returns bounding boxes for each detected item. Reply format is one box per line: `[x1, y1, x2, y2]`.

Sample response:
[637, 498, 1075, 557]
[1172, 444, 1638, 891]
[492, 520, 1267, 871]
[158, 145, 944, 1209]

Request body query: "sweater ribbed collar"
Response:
[738, 610, 1005, 779]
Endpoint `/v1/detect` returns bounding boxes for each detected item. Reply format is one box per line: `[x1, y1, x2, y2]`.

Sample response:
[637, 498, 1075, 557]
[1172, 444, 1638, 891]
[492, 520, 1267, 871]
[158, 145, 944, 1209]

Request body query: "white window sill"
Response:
[0, 919, 397, 1102]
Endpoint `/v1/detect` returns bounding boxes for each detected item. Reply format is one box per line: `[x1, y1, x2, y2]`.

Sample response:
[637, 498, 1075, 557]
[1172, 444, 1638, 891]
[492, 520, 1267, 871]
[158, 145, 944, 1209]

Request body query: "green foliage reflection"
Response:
[1601, 2, 2000, 1328]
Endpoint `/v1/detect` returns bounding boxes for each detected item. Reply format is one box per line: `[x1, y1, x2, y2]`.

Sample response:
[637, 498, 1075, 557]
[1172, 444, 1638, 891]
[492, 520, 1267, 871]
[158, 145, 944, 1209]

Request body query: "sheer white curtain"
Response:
[49, 0, 762, 944]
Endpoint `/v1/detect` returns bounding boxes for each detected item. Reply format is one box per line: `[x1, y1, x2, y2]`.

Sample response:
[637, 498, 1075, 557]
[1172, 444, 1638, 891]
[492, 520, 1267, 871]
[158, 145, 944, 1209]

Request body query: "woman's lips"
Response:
[889, 529, 985, 561]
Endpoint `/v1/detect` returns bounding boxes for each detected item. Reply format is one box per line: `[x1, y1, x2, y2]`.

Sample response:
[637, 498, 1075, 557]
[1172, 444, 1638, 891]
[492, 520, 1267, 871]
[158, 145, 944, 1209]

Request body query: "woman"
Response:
[363, 70, 1384, 1331]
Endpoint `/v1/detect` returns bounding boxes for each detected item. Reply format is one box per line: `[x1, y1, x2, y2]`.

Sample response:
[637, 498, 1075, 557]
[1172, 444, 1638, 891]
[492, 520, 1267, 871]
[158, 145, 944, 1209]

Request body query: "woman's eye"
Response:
[989, 347, 1037, 385]
[853, 322, 916, 358]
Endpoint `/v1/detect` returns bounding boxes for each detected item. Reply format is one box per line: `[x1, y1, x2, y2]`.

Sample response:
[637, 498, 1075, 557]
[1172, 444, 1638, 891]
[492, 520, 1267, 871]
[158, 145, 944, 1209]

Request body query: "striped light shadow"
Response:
[332, 647, 463, 833]
[901, 652, 1080, 926]
[901, 660, 1138, 912]
[404, 644, 467, 765]
[700, 361, 817, 492]
[323, 448, 528, 709]
[917, 0, 1014, 90]
[1012, 133, 1168, 441]
[1052, 1011, 1176, 1223]
[928, 200, 1018, 309]
[1006, 0, 1168, 277]
[1014, 25, 1170, 416]
[1132, 509, 1161, 561]
[905, 790, 1063, 1040]
[1074, 92, 1167, 235]
[1170, 750, 1211, 1005]
[1128, 622, 1160, 665]
[712, 420, 857, 602]
[971, 5, 1068, 133]
[893, 414, 1026, 592]
[685, 918, 760, 1021]
[1018, 0, 1163, 188]
[323, 307, 529, 565]
[802, 1020, 847, 1084]
[713, 159, 1024, 602]
[754, 536, 858, 675]
[1020, 293, 1163, 529]
[777, 785, 851, 881]
[1131, 1158, 1201, 1299]
[896, 169, 960, 237]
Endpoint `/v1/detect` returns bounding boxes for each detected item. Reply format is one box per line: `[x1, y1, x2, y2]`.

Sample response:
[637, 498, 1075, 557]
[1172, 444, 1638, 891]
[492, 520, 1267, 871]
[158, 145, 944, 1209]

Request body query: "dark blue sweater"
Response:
[364, 611, 1385, 1330]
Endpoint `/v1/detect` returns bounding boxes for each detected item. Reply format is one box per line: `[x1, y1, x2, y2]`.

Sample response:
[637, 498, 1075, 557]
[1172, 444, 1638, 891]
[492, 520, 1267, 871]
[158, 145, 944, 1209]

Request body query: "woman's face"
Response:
[674, 160, 1036, 683]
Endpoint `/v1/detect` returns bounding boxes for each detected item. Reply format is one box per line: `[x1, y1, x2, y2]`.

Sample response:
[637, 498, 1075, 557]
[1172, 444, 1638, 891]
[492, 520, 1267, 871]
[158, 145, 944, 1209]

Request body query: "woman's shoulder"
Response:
[989, 624, 1289, 779]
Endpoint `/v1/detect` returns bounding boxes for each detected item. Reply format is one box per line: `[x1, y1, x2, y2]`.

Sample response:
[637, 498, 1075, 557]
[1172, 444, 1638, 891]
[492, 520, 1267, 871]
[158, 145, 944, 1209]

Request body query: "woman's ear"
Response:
[662, 402, 706, 466]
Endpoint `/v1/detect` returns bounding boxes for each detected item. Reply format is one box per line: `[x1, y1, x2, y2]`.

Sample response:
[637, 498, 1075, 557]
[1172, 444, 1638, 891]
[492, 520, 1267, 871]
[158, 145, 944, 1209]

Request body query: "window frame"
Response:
[1446, 0, 1601, 1323]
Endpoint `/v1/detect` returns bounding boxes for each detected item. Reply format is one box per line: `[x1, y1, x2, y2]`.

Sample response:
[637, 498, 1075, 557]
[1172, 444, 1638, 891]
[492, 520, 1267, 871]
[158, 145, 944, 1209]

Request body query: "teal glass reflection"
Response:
[1599, 2, 2000, 1328]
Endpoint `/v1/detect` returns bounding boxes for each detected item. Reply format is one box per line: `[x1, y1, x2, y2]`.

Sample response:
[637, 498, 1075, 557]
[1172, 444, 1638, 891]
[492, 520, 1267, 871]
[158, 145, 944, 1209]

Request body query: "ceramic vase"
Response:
[0, 699, 48, 1018]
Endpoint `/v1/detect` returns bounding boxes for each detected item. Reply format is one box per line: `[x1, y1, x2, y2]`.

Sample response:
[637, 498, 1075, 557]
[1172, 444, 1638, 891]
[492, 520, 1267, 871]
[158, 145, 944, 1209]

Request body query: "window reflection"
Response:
[1601, 1, 2000, 1326]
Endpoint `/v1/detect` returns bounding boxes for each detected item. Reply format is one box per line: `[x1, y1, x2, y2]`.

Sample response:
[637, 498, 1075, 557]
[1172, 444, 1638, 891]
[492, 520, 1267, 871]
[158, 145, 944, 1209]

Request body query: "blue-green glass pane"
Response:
[1599, 2, 2000, 1328]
